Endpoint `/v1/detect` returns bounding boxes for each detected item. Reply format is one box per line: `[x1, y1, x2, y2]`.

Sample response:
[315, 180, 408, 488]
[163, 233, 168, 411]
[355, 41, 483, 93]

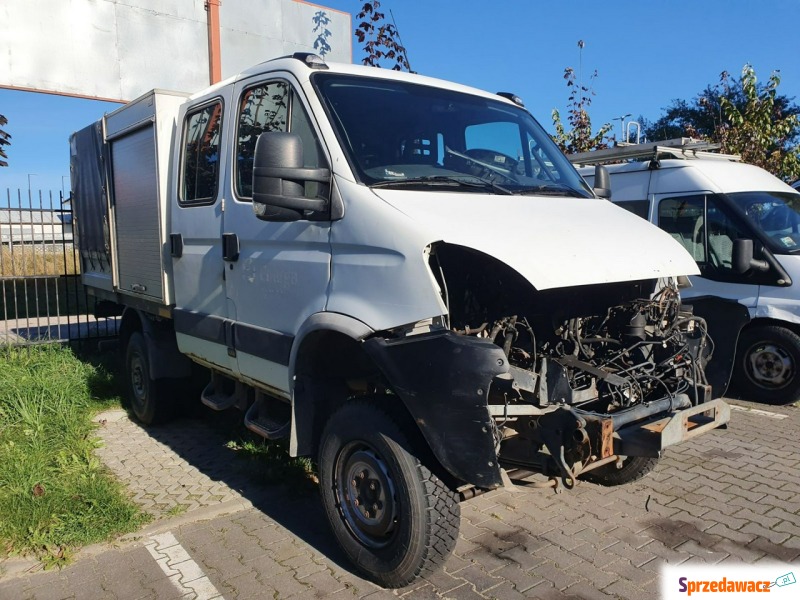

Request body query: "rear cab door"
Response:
[171, 87, 239, 375]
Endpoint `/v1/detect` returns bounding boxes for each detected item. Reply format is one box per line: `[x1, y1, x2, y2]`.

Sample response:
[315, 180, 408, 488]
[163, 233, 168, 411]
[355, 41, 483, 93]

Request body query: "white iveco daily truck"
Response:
[71, 54, 730, 587]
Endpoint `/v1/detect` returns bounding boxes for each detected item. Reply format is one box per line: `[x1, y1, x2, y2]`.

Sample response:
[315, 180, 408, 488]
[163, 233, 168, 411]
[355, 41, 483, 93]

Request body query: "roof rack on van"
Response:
[568, 137, 742, 167]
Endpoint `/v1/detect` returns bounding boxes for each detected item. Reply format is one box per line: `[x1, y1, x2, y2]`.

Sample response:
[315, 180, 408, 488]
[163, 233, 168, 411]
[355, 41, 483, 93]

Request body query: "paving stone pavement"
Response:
[1, 398, 798, 599]
[92, 408, 265, 518]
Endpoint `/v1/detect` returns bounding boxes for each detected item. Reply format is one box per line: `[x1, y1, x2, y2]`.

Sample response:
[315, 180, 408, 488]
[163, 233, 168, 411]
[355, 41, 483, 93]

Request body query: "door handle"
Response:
[222, 232, 239, 262]
[170, 233, 183, 258]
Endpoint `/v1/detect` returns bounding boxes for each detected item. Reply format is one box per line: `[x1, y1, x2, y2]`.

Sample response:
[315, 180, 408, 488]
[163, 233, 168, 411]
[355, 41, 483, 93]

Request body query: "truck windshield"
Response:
[729, 191, 800, 252]
[312, 73, 593, 198]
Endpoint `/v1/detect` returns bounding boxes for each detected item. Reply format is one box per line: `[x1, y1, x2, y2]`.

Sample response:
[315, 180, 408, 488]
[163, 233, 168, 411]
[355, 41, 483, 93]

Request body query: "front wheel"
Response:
[318, 401, 460, 588]
[734, 325, 800, 405]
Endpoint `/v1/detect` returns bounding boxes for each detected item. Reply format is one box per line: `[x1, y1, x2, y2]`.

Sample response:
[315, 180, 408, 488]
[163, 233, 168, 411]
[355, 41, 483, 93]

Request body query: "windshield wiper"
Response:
[510, 183, 586, 197]
[371, 175, 513, 195]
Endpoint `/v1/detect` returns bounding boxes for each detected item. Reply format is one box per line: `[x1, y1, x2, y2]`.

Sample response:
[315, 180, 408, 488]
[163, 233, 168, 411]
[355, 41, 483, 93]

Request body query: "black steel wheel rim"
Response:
[129, 352, 148, 413]
[334, 441, 398, 549]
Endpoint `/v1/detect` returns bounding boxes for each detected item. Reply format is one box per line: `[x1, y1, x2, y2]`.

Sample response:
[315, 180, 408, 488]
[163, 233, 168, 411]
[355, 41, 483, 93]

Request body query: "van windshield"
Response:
[729, 191, 800, 252]
[312, 73, 593, 198]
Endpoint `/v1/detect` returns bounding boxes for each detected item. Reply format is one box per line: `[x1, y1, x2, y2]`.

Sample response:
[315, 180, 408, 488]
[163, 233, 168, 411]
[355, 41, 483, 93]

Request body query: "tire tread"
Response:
[414, 462, 461, 579]
[584, 456, 658, 486]
[318, 399, 461, 587]
[733, 324, 800, 405]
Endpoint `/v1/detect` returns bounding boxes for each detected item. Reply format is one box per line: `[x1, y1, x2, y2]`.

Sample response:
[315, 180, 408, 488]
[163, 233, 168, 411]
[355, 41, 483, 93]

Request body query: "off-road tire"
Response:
[124, 331, 170, 425]
[733, 325, 800, 405]
[583, 456, 659, 486]
[318, 401, 460, 588]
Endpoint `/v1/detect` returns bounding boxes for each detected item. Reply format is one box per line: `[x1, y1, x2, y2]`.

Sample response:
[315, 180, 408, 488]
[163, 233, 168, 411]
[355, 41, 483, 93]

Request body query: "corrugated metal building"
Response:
[0, 208, 73, 244]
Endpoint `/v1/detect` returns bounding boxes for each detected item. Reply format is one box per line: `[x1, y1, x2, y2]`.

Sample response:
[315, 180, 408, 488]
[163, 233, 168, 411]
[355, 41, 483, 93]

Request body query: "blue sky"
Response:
[1, 0, 799, 195]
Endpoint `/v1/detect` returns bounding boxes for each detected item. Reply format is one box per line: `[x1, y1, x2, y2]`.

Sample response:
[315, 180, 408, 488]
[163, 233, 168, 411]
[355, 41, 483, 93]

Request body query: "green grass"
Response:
[0, 346, 148, 566]
[224, 436, 318, 495]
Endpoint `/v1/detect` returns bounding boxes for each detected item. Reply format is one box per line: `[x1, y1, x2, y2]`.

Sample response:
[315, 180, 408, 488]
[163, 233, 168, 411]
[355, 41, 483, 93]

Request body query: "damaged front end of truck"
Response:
[364, 243, 729, 494]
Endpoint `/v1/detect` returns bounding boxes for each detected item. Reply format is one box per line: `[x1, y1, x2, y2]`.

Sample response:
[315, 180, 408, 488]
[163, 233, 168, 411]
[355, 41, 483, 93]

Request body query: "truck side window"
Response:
[290, 97, 326, 200]
[180, 101, 223, 204]
[235, 81, 326, 200]
[527, 134, 560, 181]
[236, 81, 289, 198]
[658, 196, 706, 262]
[659, 195, 750, 279]
[705, 198, 749, 273]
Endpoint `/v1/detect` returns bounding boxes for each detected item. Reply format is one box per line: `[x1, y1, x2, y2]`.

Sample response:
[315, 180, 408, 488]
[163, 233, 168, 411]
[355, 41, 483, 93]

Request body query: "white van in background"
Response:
[574, 139, 800, 404]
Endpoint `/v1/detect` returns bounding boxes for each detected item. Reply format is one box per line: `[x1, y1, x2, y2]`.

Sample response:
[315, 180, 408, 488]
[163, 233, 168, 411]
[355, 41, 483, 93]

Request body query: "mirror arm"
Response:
[254, 166, 330, 183]
[253, 193, 327, 213]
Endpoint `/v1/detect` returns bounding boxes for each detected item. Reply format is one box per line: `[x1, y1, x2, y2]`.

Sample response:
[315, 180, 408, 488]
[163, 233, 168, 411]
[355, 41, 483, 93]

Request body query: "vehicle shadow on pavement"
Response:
[98, 406, 359, 576]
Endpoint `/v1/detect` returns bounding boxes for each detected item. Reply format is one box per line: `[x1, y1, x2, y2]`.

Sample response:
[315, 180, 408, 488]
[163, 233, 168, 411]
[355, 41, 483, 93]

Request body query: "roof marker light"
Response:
[292, 53, 329, 70]
[496, 92, 525, 107]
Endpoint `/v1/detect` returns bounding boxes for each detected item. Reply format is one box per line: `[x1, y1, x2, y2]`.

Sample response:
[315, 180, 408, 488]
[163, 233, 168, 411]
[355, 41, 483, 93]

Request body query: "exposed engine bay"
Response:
[430, 243, 714, 487]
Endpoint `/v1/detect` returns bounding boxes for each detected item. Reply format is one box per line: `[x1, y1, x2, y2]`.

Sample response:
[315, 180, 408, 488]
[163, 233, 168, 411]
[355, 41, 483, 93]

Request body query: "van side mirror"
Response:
[732, 238, 769, 274]
[252, 132, 331, 222]
[593, 165, 611, 199]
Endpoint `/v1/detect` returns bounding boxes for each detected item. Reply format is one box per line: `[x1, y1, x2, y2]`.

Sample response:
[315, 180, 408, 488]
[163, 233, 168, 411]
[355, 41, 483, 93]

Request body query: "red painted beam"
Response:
[205, 0, 222, 84]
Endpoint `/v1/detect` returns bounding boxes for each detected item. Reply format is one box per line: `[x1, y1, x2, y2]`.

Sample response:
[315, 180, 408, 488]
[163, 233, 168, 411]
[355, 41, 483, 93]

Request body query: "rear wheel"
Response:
[124, 331, 169, 425]
[583, 456, 659, 486]
[734, 325, 800, 405]
[318, 401, 460, 588]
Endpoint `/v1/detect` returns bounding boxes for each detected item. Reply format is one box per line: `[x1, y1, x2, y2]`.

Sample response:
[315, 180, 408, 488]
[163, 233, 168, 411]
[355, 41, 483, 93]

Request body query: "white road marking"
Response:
[729, 405, 788, 420]
[145, 531, 224, 600]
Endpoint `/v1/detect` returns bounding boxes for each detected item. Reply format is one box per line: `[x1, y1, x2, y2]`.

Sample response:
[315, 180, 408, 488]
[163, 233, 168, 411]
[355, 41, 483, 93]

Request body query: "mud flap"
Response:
[686, 297, 751, 397]
[363, 331, 508, 488]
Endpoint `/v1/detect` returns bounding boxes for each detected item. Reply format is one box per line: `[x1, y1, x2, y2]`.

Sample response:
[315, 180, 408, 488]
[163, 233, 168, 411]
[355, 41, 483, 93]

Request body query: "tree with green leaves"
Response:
[551, 41, 613, 154]
[641, 64, 800, 180]
[0, 114, 10, 167]
[717, 65, 800, 180]
[354, 1, 412, 71]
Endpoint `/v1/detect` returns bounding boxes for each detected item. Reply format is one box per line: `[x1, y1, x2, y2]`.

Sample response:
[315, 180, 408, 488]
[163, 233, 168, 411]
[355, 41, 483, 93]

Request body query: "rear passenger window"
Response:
[180, 101, 223, 205]
[615, 200, 649, 220]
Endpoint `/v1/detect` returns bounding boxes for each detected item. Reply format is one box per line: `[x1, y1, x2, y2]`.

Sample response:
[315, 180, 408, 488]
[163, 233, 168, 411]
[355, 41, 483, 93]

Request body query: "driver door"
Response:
[223, 76, 332, 394]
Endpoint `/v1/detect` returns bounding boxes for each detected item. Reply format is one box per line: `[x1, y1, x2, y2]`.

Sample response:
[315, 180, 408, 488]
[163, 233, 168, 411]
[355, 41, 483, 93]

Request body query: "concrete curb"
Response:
[0, 497, 257, 582]
[119, 497, 257, 543]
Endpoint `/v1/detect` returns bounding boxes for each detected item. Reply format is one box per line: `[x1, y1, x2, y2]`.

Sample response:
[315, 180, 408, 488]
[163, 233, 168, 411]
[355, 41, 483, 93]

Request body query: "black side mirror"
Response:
[732, 238, 769, 274]
[593, 164, 611, 199]
[252, 132, 331, 222]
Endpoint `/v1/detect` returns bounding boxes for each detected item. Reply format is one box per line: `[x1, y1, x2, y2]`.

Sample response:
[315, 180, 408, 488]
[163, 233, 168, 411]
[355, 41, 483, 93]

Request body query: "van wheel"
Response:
[583, 456, 659, 486]
[125, 331, 168, 425]
[735, 325, 800, 405]
[318, 401, 460, 588]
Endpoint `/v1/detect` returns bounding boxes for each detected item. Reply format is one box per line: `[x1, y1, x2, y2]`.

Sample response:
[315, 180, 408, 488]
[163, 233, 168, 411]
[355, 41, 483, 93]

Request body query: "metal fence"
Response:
[1, 188, 118, 349]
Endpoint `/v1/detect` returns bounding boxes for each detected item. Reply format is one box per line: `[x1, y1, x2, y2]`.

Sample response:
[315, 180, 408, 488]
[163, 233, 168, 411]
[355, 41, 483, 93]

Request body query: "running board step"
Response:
[200, 373, 243, 411]
[245, 393, 290, 440]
